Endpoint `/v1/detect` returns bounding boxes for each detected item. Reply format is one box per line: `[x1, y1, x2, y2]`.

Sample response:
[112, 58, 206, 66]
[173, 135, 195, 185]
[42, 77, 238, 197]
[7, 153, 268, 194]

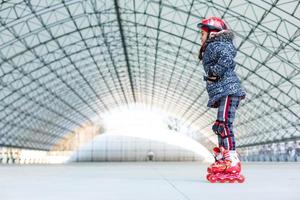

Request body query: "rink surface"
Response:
[0, 162, 299, 200]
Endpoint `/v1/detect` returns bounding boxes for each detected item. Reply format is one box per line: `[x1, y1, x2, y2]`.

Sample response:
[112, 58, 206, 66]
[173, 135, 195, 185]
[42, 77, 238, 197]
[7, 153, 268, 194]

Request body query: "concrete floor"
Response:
[0, 162, 299, 200]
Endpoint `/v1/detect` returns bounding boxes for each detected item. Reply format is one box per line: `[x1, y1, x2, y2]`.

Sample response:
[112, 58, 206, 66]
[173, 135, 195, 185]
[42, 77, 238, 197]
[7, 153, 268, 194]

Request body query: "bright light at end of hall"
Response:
[93, 104, 213, 162]
[102, 104, 169, 134]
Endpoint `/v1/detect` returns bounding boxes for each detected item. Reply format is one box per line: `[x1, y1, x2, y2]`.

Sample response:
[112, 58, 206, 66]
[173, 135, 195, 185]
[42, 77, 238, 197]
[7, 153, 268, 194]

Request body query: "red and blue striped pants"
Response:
[216, 95, 241, 150]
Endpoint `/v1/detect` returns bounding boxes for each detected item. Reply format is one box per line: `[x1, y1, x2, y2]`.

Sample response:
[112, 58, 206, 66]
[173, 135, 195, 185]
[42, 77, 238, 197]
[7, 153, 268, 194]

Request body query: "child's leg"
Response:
[214, 95, 240, 150]
[208, 96, 245, 183]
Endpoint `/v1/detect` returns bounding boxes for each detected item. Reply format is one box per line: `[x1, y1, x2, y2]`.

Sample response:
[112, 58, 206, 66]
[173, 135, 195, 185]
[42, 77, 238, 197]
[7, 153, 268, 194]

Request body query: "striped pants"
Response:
[216, 95, 241, 150]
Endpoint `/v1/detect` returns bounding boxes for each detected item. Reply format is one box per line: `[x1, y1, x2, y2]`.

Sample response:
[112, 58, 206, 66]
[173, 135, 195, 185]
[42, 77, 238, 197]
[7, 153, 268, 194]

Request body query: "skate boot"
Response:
[206, 150, 245, 183]
[207, 146, 224, 174]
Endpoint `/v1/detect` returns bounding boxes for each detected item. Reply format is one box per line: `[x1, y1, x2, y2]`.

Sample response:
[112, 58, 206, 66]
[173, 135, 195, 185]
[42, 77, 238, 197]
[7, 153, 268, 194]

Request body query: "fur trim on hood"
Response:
[208, 30, 234, 42]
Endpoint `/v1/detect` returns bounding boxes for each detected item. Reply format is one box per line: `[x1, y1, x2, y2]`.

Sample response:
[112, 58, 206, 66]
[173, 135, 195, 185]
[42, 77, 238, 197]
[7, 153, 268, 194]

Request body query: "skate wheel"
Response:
[219, 178, 227, 183]
[209, 175, 217, 183]
[228, 178, 235, 183]
[237, 175, 245, 183]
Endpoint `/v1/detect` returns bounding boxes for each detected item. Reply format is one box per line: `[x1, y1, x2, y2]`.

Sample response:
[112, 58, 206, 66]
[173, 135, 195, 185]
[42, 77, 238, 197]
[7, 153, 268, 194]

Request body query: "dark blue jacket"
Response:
[202, 31, 246, 108]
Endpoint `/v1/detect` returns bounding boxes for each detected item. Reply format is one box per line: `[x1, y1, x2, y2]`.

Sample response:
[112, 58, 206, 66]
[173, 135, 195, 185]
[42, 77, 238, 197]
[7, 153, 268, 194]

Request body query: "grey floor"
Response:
[0, 162, 299, 200]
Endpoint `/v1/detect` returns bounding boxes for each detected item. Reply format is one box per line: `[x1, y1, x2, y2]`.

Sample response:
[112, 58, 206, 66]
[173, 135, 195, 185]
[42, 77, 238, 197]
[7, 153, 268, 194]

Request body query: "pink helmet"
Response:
[197, 17, 228, 32]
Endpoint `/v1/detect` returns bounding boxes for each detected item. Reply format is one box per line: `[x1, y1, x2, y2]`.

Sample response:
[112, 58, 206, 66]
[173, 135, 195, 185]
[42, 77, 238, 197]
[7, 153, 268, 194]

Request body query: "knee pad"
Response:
[212, 120, 226, 138]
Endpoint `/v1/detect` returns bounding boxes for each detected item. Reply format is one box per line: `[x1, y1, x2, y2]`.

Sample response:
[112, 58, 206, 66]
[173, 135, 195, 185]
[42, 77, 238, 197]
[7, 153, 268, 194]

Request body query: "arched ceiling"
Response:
[0, 0, 299, 150]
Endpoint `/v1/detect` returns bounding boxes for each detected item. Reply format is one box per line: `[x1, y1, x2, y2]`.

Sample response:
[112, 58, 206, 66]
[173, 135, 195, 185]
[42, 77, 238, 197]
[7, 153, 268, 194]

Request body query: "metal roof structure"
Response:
[0, 0, 299, 150]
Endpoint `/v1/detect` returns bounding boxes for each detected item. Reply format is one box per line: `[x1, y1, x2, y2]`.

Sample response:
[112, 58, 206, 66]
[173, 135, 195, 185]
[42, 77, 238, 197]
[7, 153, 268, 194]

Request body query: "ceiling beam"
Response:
[114, 0, 136, 102]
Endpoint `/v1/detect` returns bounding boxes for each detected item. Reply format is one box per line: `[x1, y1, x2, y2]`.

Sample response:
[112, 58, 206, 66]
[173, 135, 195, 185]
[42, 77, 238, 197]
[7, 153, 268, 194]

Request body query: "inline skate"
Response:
[206, 147, 245, 183]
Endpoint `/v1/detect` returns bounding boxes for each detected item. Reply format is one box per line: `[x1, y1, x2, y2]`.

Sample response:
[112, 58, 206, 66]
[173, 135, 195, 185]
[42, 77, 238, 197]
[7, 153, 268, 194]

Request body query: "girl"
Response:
[197, 17, 246, 183]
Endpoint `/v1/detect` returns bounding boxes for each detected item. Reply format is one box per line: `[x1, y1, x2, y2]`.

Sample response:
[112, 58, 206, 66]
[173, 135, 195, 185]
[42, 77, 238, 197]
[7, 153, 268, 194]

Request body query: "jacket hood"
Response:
[207, 30, 234, 43]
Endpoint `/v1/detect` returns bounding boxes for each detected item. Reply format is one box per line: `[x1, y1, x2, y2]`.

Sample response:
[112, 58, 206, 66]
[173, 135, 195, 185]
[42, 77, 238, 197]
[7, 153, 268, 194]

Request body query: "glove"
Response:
[204, 70, 219, 83]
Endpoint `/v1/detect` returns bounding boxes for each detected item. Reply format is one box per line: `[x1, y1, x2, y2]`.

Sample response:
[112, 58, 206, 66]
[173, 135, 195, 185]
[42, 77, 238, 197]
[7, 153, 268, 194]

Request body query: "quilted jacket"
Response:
[202, 30, 246, 108]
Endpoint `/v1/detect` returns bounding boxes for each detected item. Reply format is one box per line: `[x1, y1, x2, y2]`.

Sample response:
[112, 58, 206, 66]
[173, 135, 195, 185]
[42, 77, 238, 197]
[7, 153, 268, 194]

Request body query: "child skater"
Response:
[197, 17, 246, 183]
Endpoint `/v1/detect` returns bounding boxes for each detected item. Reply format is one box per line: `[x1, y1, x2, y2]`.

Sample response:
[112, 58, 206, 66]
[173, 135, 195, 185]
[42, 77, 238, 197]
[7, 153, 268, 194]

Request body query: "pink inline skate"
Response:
[206, 147, 245, 183]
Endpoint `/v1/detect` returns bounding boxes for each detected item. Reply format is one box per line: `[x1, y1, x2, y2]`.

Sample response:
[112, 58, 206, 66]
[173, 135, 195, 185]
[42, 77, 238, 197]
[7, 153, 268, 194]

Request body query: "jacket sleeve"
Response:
[207, 42, 235, 78]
